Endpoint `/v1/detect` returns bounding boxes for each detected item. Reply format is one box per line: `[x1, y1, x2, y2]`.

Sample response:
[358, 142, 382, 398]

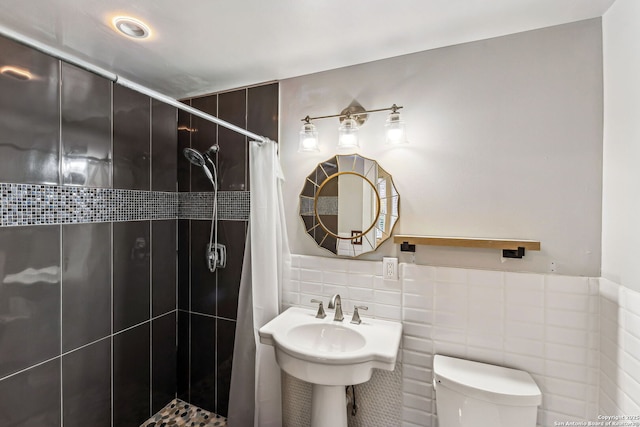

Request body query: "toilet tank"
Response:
[433, 355, 541, 427]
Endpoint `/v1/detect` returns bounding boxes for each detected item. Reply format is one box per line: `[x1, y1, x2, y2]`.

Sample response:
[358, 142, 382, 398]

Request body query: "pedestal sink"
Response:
[259, 306, 403, 427]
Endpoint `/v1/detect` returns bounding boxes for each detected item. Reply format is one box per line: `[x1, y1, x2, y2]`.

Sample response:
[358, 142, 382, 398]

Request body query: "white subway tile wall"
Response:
[283, 255, 629, 427]
[599, 277, 640, 419]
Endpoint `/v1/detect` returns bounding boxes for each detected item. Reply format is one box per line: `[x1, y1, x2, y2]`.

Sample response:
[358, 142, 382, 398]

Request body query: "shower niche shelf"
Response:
[393, 235, 541, 258]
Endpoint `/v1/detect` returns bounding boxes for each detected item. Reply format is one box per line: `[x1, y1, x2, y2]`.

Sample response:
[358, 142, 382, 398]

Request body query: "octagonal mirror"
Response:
[299, 154, 400, 256]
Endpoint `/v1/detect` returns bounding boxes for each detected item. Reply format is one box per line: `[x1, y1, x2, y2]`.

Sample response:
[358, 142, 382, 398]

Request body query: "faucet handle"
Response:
[351, 305, 369, 325]
[310, 299, 327, 319]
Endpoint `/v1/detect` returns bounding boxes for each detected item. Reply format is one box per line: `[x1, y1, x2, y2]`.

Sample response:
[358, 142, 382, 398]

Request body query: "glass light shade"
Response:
[299, 122, 319, 152]
[385, 111, 407, 144]
[338, 117, 359, 149]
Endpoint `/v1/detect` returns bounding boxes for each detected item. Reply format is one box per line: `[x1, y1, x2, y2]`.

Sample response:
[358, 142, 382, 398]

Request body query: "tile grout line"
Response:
[187, 105, 192, 404]
[110, 219, 114, 427]
[148, 86, 157, 415]
[188, 218, 192, 403]
[110, 79, 114, 427]
[0, 333, 121, 391]
[58, 58, 63, 425]
[174, 216, 179, 403]
[149, 219, 154, 417]
[215, 92, 219, 413]
[59, 224, 63, 426]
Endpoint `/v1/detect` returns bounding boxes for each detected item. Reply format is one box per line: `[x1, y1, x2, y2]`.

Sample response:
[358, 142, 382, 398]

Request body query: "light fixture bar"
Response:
[301, 104, 403, 122]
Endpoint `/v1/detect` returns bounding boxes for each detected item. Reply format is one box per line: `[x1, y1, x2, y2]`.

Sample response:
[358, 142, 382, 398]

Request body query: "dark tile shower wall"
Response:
[0, 35, 178, 427]
[177, 83, 279, 416]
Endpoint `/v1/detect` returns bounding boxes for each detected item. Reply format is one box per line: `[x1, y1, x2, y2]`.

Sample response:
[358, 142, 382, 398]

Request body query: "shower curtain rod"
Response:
[0, 26, 269, 144]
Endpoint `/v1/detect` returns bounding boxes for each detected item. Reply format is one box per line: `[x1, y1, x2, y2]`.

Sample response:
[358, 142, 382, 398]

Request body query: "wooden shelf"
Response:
[393, 235, 541, 251]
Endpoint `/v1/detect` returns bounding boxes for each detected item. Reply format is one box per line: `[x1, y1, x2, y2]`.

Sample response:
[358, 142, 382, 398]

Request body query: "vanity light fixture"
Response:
[385, 104, 407, 145]
[299, 117, 319, 152]
[112, 16, 152, 39]
[300, 103, 404, 151]
[337, 112, 360, 149]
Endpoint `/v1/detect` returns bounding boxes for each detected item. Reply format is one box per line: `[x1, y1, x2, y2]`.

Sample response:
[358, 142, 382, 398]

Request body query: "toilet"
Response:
[433, 355, 542, 427]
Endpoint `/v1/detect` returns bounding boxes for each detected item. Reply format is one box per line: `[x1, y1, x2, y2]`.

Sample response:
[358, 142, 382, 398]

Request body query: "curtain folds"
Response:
[228, 139, 291, 427]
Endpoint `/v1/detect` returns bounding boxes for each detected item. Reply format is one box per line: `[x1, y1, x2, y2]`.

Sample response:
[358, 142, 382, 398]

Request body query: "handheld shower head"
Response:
[183, 147, 216, 186]
[183, 148, 206, 167]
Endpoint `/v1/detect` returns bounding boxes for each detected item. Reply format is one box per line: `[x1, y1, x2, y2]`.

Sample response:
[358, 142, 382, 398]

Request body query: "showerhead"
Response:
[183, 148, 205, 167]
[183, 146, 218, 186]
[183, 145, 219, 166]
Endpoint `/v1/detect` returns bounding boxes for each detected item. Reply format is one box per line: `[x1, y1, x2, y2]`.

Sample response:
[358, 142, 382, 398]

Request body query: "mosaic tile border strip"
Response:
[0, 183, 250, 227]
[140, 398, 226, 427]
[179, 191, 250, 221]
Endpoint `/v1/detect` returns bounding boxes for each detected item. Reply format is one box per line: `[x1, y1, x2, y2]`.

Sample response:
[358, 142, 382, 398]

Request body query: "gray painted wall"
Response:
[280, 18, 604, 277]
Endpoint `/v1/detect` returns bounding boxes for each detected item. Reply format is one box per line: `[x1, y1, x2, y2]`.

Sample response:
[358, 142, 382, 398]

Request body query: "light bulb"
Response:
[299, 121, 319, 152]
[385, 111, 407, 145]
[338, 117, 359, 149]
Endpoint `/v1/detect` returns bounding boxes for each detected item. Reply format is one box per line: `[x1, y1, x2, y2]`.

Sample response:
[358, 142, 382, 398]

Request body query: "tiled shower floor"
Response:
[140, 399, 227, 427]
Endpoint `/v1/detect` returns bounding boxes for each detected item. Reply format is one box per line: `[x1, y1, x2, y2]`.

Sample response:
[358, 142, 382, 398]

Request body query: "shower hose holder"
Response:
[207, 243, 227, 272]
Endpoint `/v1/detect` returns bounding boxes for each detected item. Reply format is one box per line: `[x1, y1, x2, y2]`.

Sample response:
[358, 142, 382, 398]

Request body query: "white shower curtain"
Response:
[228, 139, 291, 427]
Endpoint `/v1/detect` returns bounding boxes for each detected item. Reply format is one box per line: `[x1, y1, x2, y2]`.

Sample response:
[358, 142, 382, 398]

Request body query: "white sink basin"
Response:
[286, 323, 366, 353]
[259, 306, 402, 386]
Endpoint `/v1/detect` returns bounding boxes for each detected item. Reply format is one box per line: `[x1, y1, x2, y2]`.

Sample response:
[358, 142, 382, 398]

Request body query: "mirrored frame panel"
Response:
[299, 154, 400, 257]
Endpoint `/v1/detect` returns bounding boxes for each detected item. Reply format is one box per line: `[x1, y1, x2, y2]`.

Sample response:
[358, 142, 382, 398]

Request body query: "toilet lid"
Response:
[433, 355, 542, 406]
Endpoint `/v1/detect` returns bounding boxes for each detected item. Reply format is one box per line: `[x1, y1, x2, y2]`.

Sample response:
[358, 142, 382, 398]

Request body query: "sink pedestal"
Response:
[311, 384, 347, 427]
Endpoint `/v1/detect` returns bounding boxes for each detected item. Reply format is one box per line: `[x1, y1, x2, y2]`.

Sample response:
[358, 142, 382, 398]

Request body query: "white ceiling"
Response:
[0, 0, 616, 99]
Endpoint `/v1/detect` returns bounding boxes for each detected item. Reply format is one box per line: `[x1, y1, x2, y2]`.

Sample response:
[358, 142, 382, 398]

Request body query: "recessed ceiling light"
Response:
[112, 16, 151, 39]
[0, 66, 32, 80]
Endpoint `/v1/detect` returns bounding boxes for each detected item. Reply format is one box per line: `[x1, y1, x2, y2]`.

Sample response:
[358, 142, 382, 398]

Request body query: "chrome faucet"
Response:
[328, 294, 344, 321]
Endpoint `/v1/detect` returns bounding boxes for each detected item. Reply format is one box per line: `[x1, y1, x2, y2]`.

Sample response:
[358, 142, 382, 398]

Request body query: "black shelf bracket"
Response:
[400, 241, 416, 253]
[502, 247, 525, 258]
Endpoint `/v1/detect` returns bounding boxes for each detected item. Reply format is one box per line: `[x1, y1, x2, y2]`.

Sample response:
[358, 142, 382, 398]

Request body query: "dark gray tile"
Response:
[151, 100, 177, 192]
[62, 339, 111, 427]
[0, 225, 60, 378]
[152, 220, 177, 317]
[177, 105, 191, 193]
[216, 221, 246, 320]
[177, 310, 190, 402]
[61, 62, 112, 187]
[190, 313, 215, 412]
[247, 83, 279, 192]
[247, 83, 278, 141]
[114, 323, 150, 427]
[113, 85, 150, 190]
[218, 90, 247, 191]
[0, 358, 61, 426]
[62, 223, 111, 351]
[177, 220, 190, 311]
[216, 318, 236, 417]
[190, 220, 216, 315]
[113, 221, 150, 332]
[190, 95, 218, 192]
[0, 36, 60, 185]
[152, 312, 177, 412]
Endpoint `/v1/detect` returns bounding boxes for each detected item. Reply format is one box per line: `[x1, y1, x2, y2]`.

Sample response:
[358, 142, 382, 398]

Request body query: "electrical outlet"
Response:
[383, 257, 398, 280]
